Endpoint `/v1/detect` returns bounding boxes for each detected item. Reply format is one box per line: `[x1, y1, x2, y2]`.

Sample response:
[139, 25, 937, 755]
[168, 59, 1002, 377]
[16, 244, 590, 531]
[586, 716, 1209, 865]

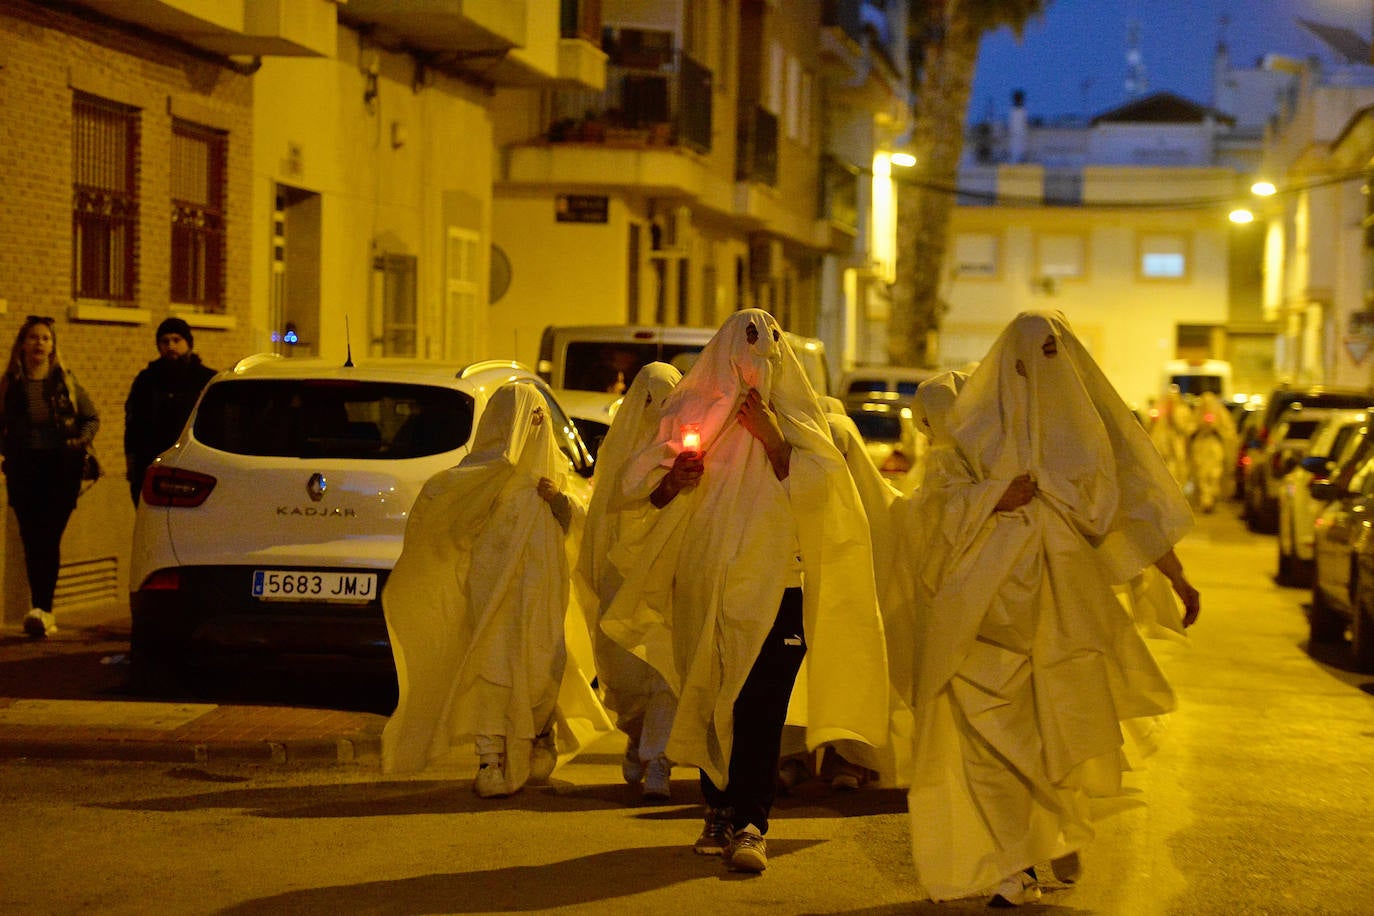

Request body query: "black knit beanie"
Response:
[156, 317, 193, 348]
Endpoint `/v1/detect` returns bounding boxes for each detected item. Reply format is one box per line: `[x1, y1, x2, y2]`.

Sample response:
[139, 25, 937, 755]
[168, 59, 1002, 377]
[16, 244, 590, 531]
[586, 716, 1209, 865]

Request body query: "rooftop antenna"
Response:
[1125, 20, 1148, 98]
[344, 315, 354, 367]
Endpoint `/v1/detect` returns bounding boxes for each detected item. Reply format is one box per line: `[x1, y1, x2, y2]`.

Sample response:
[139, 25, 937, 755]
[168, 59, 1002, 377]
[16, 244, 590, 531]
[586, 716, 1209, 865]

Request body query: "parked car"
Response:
[536, 322, 832, 399]
[1240, 385, 1374, 525]
[1310, 447, 1374, 670]
[1276, 410, 1368, 586]
[837, 366, 937, 406]
[845, 398, 924, 494]
[553, 388, 622, 459]
[128, 355, 596, 694]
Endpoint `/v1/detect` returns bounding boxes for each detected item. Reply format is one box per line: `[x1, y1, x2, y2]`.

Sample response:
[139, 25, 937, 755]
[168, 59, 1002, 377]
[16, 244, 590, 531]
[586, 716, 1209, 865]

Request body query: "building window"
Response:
[373, 253, 417, 356]
[171, 119, 227, 310]
[1139, 232, 1189, 279]
[72, 92, 139, 302]
[1037, 232, 1086, 280]
[953, 232, 999, 278]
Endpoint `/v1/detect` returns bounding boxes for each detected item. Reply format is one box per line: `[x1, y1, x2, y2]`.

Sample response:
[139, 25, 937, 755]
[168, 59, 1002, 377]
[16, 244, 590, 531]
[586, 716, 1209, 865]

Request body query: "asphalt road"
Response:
[0, 502, 1371, 915]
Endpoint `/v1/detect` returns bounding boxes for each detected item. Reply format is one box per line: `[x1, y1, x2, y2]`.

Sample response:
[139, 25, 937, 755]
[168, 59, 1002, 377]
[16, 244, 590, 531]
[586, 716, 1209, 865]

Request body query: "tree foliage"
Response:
[890, 0, 1050, 367]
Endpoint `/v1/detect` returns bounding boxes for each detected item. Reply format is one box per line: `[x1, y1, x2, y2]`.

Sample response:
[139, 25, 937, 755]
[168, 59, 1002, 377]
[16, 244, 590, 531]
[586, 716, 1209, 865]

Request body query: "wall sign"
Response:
[556, 194, 609, 224]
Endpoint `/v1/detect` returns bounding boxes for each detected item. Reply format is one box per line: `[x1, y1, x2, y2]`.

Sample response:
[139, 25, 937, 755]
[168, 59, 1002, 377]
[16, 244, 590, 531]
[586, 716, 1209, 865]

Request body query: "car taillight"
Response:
[881, 452, 913, 476]
[142, 466, 216, 507]
[138, 569, 181, 591]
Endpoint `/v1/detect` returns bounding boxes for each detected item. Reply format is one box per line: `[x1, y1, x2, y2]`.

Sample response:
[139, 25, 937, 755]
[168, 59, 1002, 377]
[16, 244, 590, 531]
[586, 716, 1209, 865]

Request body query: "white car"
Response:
[552, 388, 622, 460]
[1277, 410, 1369, 587]
[845, 398, 926, 495]
[129, 355, 595, 694]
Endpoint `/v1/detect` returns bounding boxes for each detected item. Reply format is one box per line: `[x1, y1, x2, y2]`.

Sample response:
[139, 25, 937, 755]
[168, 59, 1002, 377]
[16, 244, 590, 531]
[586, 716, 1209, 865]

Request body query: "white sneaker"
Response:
[728, 824, 768, 873]
[528, 732, 557, 783]
[473, 763, 510, 798]
[23, 608, 56, 638]
[989, 869, 1041, 907]
[642, 755, 672, 801]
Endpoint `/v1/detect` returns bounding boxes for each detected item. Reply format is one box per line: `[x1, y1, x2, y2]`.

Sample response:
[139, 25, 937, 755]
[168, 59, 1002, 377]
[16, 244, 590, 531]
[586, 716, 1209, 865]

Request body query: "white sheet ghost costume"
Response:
[903, 311, 1195, 903]
[575, 362, 681, 784]
[603, 309, 889, 832]
[381, 383, 611, 793]
[777, 396, 910, 789]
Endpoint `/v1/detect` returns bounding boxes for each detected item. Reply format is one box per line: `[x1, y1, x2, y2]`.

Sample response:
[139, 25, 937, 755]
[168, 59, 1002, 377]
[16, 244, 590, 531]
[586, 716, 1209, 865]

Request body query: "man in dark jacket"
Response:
[124, 318, 217, 504]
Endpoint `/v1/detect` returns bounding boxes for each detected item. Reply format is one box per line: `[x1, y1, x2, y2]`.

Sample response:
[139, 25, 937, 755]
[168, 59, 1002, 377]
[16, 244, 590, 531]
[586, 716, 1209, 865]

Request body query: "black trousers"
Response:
[699, 586, 806, 835]
[5, 449, 81, 613]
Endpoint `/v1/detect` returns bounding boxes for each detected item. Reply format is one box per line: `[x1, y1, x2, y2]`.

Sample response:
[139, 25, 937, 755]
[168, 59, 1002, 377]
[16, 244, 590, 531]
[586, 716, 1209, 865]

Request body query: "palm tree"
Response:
[890, 0, 1049, 367]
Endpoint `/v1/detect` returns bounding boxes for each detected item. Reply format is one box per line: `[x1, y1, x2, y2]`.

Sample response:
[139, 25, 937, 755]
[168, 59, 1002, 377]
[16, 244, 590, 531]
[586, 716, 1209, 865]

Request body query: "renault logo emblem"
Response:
[307, 473, 327, 502]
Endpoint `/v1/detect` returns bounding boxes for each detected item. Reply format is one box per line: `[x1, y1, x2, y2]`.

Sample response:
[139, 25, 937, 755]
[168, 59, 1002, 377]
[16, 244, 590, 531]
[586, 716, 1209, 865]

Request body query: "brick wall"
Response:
[0, 0, 255, 622]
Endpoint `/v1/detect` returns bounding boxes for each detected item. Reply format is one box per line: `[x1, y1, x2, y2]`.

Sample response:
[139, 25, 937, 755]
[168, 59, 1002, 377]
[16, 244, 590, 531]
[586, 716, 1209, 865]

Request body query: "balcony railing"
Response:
[547, 48, 712, 154]
[736, 106, 778, 186]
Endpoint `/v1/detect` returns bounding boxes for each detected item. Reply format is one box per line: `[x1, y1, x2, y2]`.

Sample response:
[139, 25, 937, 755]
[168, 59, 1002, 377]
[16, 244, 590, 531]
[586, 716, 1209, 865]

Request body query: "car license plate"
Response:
[251, 570, 378, 603]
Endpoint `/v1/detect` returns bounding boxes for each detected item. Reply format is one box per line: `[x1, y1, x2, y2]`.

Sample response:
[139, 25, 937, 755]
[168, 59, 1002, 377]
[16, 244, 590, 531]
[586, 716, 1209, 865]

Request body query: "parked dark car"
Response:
[1308, 442, 1374, 670]
[1240, 386, 1374, 531]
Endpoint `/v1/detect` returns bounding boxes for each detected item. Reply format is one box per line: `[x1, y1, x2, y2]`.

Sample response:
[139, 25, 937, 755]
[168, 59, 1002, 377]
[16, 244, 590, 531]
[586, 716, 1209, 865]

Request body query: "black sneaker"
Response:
[693, 806, 734, 855]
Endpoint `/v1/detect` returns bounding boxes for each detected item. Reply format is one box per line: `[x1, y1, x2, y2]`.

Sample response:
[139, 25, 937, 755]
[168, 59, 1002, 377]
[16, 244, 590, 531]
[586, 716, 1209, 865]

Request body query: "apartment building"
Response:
[487, 0, 912, 385]
[1259, 53, 1374, 388]
[0, 0, 603, 623]
[940, 44, 1304, 409]
[0, 0, 317, 622]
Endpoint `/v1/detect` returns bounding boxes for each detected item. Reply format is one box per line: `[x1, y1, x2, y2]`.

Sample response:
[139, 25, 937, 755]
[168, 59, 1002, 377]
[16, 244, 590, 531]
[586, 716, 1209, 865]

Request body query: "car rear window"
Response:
[849, 411, 902, 442]
[563, 342, 705, 393]
[1280, 420, 1322, 441]
[193, 379, 475, 459]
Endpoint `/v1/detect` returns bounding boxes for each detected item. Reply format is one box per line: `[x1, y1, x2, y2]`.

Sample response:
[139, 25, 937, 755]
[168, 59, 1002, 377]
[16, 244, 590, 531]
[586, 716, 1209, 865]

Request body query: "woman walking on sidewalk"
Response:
[0, 315, 99, 638]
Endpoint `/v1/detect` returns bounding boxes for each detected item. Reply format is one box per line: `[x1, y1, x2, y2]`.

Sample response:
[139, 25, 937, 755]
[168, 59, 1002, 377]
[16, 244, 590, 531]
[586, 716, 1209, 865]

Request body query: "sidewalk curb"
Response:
[0, 734, 382, 766]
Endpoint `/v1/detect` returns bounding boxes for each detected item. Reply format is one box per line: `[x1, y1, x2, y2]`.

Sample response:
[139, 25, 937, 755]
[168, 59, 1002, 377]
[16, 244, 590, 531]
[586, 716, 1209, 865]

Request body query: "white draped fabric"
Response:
[904, 312, 1193, 901]
[381, 383, 611, 788]
[602, 309, 890, 789]
[575, 363, 681, 736]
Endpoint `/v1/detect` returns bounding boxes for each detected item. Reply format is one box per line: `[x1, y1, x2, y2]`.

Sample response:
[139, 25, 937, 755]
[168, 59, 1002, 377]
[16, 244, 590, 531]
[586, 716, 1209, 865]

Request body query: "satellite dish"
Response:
[490, 244, 512, 304]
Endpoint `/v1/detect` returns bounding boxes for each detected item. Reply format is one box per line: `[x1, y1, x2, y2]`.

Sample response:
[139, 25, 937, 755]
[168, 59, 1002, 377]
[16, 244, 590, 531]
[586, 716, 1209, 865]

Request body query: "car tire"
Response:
[1277, 545, 1294, 586]
[1291, 556, 1315, 589]
[1309, 585, 1347, 644]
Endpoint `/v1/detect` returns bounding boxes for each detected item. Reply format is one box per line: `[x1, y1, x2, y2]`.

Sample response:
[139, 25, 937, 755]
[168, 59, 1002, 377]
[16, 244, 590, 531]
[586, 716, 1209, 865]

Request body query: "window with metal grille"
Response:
[171, 119, 227, 309]
[72, 93, 139, 301]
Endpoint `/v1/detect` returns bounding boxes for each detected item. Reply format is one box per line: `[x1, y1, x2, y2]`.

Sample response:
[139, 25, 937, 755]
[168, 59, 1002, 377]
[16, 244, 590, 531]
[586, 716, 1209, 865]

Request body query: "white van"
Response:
[537, 323, 832, 397]
[1163, 359, 1231, 400]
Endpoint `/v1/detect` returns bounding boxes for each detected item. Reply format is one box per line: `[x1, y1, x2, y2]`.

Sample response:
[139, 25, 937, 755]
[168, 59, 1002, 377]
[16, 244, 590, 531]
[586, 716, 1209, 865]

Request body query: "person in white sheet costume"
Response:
[575, 361, 682, 800]
[902, 311, 1201, 906]
[381, 382, 610, 798]
[603, 309, 889, 871]
[777, 396, 909, 792]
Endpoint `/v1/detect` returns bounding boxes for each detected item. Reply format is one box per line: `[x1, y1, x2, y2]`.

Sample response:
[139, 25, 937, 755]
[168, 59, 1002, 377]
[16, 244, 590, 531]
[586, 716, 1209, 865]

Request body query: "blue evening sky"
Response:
[971, 0, 1372, 122]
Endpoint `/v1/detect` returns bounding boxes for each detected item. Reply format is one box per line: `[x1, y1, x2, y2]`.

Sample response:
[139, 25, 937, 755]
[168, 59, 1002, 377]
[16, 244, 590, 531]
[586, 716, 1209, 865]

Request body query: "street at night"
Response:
[1, 504, 1370, 915]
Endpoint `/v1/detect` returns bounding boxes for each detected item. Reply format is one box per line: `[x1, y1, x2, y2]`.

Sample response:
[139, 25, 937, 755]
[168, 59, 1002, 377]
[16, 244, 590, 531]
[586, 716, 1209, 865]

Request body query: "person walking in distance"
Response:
[0, 316, 100, 638]
[124, 317, 216, 504]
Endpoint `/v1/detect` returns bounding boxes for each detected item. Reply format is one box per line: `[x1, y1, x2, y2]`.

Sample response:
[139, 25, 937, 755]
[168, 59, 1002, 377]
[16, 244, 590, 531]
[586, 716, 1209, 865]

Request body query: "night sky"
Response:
[971, 0, 1372, 122]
